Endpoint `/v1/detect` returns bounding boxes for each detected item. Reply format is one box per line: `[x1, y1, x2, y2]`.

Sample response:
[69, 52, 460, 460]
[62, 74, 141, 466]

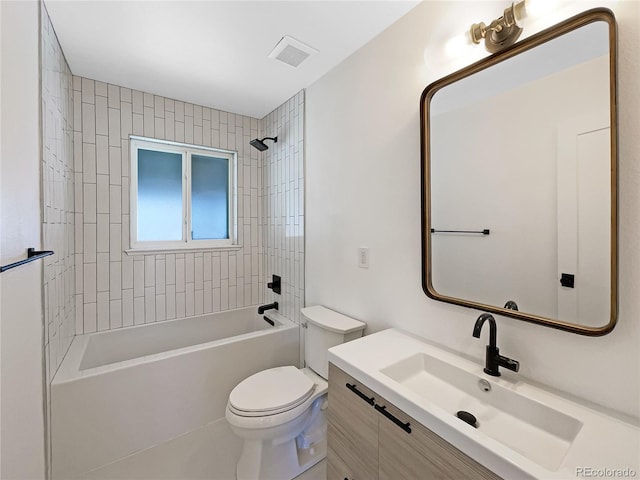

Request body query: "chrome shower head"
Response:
[249, 136, 277, 152]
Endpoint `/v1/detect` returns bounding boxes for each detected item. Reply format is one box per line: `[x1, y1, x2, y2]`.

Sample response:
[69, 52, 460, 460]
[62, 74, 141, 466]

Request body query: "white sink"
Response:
[380, 352, 583, 471]
[328, 329, 640, 479]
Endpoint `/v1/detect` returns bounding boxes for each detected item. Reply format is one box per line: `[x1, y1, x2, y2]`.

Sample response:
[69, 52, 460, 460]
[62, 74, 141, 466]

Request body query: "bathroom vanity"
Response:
[327, 363, 501, 480]
[327, 329, 640, 480]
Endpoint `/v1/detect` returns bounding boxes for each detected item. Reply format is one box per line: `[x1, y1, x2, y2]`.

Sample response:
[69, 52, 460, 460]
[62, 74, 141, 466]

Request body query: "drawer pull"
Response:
[375, 404, 412, 434]
[346, 383, 375, 405]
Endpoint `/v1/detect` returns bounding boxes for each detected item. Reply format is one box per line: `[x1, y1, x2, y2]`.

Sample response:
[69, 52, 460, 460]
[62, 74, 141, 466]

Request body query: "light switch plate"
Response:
[358, 247, 369, 269]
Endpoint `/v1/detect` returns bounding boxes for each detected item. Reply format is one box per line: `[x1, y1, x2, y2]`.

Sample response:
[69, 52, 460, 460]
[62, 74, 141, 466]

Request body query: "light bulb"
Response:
[524, 0, 558, 20]
[444, 31, 473, 59]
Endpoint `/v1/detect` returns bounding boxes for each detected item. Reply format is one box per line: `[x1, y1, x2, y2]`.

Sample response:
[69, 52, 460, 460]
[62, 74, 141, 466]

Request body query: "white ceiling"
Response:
[45, 0, 420, 119]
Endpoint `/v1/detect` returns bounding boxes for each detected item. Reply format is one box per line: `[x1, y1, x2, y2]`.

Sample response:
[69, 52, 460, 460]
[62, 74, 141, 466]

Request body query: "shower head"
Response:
[249, 136, 278, 152]
[249, 139, 268, 151]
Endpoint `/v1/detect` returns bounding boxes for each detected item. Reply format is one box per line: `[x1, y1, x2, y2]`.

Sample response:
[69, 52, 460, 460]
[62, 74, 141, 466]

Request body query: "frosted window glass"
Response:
[137, 149, 183, 241]
[191, 154, 229, 240]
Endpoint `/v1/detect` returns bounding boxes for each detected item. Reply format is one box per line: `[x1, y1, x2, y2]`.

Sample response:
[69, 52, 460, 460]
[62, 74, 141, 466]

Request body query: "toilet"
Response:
[225, 305, 366, 480]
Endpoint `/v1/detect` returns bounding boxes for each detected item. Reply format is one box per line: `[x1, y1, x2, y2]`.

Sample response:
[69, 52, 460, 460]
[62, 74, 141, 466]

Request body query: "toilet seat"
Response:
[229, 366, 316, 417]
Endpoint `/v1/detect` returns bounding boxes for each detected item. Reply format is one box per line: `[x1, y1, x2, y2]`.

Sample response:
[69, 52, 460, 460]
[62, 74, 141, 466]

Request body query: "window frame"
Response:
[129, 136, 238, 251]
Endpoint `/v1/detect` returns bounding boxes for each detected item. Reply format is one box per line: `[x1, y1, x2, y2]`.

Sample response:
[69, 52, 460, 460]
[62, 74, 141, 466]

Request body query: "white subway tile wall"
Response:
[42, 4, 75, 381]
[262, 92, 305, 324]
[41, 3, 76, 474]
[72, 80, 307, 332]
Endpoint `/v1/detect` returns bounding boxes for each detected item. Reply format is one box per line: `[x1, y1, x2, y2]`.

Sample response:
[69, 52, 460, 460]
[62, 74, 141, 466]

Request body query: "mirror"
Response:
[421, 9, 617, 335]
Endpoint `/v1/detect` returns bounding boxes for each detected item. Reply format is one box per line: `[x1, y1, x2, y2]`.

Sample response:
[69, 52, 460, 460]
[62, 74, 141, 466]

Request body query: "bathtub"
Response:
[51, 307, 299, 479]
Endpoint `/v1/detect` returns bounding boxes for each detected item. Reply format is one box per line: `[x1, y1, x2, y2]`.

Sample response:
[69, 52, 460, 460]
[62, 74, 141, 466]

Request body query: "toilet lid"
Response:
[229, 366, 315, 414]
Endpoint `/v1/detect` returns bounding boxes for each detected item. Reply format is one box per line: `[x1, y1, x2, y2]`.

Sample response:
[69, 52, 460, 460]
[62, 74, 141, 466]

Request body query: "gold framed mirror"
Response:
[420, 8, 617, 336]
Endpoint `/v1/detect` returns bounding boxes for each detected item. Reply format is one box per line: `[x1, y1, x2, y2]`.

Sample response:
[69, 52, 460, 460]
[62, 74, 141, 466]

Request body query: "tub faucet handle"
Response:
[257, 302, 278, 315]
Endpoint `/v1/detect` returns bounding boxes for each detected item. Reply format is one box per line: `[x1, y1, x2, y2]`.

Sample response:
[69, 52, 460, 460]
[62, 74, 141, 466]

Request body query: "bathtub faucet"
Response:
[257, 302, 278, 314]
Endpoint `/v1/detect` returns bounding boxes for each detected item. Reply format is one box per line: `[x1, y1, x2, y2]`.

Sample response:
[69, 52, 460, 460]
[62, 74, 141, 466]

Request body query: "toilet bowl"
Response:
[226, 305, 365, 480]
[226, 367, 328, 480]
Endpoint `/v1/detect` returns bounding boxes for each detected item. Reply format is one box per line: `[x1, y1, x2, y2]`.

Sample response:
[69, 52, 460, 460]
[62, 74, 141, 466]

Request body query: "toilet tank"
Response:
[301, 305, 366, 379]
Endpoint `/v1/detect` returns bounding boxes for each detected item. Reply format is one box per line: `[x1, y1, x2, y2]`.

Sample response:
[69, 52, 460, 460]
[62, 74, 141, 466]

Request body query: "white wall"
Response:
[0, 0, 3, 472]
[0, 1, 46, 478]
[306, 0, 640, 418]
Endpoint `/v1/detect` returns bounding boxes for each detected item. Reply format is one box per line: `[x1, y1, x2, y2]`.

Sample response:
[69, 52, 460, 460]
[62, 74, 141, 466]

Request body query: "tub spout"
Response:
[257, 302, 278, 314]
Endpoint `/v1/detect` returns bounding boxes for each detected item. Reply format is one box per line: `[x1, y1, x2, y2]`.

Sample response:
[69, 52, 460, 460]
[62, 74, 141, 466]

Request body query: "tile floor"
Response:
[76, 418, 326, 480]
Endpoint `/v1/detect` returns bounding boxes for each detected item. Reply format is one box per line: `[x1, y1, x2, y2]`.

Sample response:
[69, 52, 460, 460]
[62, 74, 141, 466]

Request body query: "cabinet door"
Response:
[327, 364, 379, 480]
[378, 398, 502, 480]
[327, 446, 356, 480]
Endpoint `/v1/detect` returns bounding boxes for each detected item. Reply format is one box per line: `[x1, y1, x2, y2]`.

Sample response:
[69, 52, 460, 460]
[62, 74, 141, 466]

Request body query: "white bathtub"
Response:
[51, 307, 299, 479]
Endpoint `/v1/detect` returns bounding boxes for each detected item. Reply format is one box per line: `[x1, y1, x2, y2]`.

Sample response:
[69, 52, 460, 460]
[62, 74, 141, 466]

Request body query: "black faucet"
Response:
[257, 302, 278, 314]
[504, 300, 519, 311]
[472, 313, 520, 377]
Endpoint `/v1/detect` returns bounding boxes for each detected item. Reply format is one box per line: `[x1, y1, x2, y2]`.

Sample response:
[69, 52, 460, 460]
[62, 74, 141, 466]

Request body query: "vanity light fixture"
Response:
[470, 1, 528, 53]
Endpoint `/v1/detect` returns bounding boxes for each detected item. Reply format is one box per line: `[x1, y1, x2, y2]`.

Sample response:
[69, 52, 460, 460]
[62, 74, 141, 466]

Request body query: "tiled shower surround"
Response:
[73, 78, 305, 334]
[41, 5, 75, 381]
[262, 93, 305, 324]
[41, 4, 76, 474]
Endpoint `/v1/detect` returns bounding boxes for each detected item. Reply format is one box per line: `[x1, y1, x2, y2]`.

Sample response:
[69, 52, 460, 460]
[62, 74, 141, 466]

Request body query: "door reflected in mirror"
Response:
[421, 9, 617, 335]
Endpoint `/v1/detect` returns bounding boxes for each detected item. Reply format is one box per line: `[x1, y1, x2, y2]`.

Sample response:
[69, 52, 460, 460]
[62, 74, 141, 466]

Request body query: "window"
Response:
[130, 136, 237, 250]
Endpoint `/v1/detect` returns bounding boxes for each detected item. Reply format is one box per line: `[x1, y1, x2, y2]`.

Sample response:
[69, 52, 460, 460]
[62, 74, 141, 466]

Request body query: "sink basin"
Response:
[380, 352, 583, 471]
[329, 328, 639, 479]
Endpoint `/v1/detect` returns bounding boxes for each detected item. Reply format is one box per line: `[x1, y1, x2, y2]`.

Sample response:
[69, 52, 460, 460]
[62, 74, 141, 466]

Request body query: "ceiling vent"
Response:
[268, 35, 318, 68]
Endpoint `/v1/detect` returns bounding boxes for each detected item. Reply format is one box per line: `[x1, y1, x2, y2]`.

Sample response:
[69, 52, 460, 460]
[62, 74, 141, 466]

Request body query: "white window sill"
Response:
[125, 245, 243, 256]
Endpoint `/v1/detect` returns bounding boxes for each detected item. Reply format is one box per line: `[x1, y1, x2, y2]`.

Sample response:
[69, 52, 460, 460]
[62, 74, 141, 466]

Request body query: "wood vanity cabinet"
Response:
[327, 364, 379, 480]
[327, 363, 502, 480]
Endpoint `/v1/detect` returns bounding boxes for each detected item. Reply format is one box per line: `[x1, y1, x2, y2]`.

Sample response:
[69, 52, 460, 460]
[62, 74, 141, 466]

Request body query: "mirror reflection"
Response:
[423, 12, 617, 334]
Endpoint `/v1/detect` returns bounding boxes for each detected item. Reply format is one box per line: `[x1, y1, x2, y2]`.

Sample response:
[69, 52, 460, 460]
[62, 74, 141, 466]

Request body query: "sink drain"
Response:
[456, 410, 478, 428]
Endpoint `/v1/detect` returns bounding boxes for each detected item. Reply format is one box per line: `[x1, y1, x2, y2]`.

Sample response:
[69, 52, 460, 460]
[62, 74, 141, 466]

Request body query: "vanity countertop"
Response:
[328, 328, 639, 480]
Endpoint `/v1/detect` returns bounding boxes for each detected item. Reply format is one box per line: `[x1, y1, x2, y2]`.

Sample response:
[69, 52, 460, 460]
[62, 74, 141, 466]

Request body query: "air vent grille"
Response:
[268, 35, 318, 68]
